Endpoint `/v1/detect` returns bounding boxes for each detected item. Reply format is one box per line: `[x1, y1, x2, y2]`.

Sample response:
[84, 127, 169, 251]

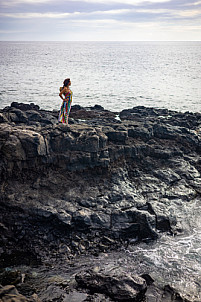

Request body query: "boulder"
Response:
[0, 285, 40, 302]
[11, 102, 40, 111]
[75, 270, 147, 301]
[104, 125, 128, 143]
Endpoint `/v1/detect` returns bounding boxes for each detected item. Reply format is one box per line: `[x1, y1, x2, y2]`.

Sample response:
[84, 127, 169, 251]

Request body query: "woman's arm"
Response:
[59, 87, 66, 101]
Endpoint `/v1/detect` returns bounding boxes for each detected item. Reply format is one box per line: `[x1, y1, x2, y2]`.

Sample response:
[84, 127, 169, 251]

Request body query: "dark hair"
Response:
[63, 78, 70, 87]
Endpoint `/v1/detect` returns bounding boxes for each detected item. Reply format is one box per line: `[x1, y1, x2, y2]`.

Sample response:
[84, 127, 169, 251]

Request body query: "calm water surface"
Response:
[0, 41, 201, 112]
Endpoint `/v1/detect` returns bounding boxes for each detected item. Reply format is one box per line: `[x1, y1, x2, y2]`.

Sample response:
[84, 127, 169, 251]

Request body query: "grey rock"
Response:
[75, 269, 147, 301]
[11, 102, 40, 111]
[26, 110, 42, 122]
[103, 125, 128, 143]
[0, 102, 201, 302]
[0, 285, 40, 302]
[0, 113, 9, 123]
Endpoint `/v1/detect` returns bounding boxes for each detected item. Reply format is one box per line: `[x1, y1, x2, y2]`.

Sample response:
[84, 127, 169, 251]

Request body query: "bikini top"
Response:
[64, 90, 73, 100]
[59, 87, 73, 99]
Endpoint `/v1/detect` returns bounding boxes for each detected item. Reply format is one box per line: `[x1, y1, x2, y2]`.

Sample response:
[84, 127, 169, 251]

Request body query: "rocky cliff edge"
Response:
[0, 102, 201, 301]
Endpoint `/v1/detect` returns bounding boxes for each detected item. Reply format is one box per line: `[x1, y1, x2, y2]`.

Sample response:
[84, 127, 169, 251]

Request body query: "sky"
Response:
[0, 0, 201, 41]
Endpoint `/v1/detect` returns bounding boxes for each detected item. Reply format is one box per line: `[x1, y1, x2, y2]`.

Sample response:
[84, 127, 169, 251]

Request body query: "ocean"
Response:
[0, 41, 201, 113]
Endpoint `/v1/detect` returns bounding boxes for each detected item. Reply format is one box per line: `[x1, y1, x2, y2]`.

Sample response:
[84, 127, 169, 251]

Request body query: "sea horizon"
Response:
[0, 41, 201, 113]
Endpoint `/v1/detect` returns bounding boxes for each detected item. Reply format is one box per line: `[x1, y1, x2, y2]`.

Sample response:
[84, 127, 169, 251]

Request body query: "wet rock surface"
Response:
[0, 102, 201, 301]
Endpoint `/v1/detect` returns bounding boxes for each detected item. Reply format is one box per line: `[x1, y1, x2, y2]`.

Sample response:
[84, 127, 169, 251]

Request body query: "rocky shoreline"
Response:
[0, 102, 201, 301]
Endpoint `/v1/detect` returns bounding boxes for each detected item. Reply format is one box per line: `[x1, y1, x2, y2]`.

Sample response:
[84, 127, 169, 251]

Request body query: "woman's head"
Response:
[63, 78, 71, 87]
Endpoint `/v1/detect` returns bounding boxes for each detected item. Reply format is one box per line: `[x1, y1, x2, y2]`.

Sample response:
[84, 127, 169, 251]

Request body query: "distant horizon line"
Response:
[0, 40, 201, 42]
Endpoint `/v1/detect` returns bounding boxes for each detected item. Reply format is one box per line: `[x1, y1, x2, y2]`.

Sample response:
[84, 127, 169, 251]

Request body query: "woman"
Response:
[58, 78, 73, 124]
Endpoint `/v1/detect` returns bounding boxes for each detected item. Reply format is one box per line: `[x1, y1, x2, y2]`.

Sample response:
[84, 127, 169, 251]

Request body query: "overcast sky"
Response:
[0, 0, 201, 41]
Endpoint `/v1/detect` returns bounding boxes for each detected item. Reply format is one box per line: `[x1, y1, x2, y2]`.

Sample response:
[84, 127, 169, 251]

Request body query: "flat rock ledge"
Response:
[0, 102, 200, 302]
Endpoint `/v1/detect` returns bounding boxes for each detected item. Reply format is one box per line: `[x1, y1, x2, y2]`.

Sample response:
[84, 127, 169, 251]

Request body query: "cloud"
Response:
[1, 6, 200, 20]
[72, 18, 160, 27]
[1, 0, 201, 41]
[0, 10, 129, 19]
[0, 0, 52, 5]
[173, 9, 201, 17]
[136, 7, 201, 18]
[0, 29, 29, 33]
[183, 1, 201, 5]
[0, 9, 163, 20]
[96, 9, 131, 15]
[70, 0, 171, 4]
[0, 12, 81, 19]
[0, 0, 172, 7]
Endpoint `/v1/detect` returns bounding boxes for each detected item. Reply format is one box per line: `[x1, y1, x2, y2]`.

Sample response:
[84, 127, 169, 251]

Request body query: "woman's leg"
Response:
[65, 100, 72, 124]
[58, 103, 64, 123]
